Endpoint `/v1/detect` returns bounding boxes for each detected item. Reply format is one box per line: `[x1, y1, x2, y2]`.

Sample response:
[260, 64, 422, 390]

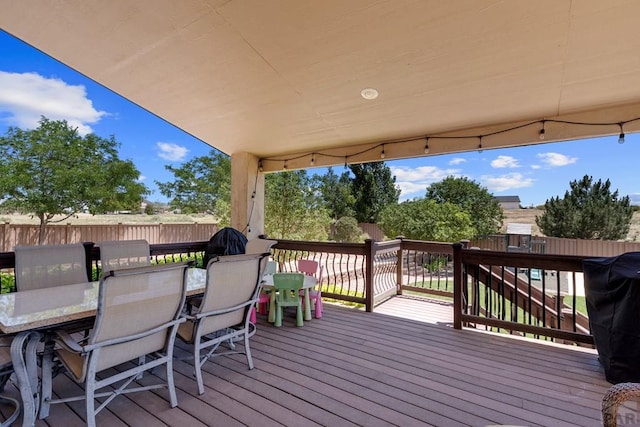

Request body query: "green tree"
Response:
[333, 216, 368, 243]
[156, 150, 231, 222]
[350, 162, 400, 223]
[0, 117, 148, 243]
[265, 171, 330, 240]
[314, 167, 355, 220]
[144, 201, 155, 215]
[536, 175, 632, 240]
[426, 176, 503, 237]
[378, 198, 475, 242]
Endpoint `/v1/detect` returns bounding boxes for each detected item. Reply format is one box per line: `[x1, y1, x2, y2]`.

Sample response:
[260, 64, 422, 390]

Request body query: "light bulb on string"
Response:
[344, 157, 348, 169]
[310, 154, 315, 165]
[477, 137, 483, 153]
[424, 138, 430, 154]
[258, 161, 263, 172]
[618, 123, 625, 144]
[283, 160, 288, 170]
[539, 121, 546, 140]
[380, 145, 386, 159]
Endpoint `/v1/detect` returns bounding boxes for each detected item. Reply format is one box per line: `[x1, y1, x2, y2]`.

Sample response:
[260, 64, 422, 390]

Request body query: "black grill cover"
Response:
[583, 252, 640, 384]
[203, 227, 247, 267]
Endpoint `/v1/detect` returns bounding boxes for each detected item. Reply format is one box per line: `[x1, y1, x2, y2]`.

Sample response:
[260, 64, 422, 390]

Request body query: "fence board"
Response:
[472, 234, 640, 257]
[0, 222, 218, 251]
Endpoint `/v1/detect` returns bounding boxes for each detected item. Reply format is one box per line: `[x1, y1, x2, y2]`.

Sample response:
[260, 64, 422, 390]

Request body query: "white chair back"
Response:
[14, 244, 88, 291]
[99, 239, 150, 274]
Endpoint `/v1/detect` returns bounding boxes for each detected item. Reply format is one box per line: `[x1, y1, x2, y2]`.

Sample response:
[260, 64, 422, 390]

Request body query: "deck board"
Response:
[0, 296, 612, 426]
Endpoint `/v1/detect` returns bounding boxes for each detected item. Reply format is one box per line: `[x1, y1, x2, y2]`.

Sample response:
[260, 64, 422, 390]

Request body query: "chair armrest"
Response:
[53, 330, 84, 353]
[180, 312, 197, 321]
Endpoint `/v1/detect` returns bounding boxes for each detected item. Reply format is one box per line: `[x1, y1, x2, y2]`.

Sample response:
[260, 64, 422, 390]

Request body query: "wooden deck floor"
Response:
[2, 296, 611, 426]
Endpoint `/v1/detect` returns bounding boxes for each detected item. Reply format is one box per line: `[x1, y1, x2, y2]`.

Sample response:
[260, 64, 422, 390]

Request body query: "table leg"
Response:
[303, 289, 311, 321]
[11, 331, 41, 427]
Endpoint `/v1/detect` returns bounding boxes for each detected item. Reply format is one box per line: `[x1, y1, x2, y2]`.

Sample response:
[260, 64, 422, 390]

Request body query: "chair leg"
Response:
[85, 379, 96, 427]
[314, 297, 323, 319]
[166, 356, 178, 407]
[295, 304, 304, 327]
[244, 332, 254, 370]
[194, 340, 205, 395]
[274, 304, 282, 327]
[136, 355, 145, 379]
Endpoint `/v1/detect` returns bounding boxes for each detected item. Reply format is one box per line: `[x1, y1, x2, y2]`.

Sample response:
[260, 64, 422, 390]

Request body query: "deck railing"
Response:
[453, 244, 593, 345]
[0, 238, 598, 345]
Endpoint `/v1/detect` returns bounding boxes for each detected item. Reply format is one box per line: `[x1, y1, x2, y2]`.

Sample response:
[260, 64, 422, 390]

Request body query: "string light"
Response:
[259, 117, 640, 169]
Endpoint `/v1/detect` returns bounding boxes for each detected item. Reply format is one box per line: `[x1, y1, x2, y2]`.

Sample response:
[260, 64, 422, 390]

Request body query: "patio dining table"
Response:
[0, 267, 208, 427]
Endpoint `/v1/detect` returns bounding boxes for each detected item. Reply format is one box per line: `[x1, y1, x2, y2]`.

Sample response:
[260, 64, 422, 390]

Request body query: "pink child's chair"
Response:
[250, 260, 277, 323]
[297, 259, 323, 319]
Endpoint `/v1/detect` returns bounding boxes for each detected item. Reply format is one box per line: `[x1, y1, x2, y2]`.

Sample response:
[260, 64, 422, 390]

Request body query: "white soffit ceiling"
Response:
[2, 0, 640, 170]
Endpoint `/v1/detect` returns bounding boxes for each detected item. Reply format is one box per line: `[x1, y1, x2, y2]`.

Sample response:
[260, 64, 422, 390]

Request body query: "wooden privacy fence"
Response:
[472, 234, 640, 257]
[0, 222, 219, 251]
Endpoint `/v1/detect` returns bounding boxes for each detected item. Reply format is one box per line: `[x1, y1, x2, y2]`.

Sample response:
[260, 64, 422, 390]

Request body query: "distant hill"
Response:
[502, 208, 640, 242]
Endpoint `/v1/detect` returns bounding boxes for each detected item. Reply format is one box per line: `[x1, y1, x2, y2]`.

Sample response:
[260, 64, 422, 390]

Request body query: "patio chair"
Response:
[45, 262, 190, 427]
[14, 243, 89, 291]
[178, 253, 266, 395]
[98, 239, 150, 274]
[297, 259, 324, 319]
[273, 273, 304, 327]
[255, 260, 277, 318]
[244, 238, 278, 255]
[99, 239, 155, 376]
[0, 343, 20, 427]
[0, 331, 41, 427]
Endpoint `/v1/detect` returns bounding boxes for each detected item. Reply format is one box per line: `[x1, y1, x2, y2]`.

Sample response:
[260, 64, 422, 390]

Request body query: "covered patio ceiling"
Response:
[2, 0, 640, 172]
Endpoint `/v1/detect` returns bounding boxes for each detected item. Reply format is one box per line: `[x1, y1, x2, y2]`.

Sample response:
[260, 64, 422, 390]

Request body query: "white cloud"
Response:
[390, 165, 461, 200]
[157, 142, 189, 161]
[480, 173, 534, 193]
[138, 175, 146, 182]
[449, 157, 466, 165]
[491, 155, 520, 169]
[536, 152, 578, 167]
[0, 71, 106, 135]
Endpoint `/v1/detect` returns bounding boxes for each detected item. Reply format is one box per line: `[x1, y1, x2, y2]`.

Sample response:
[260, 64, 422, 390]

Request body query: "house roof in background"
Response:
[495, 196, 521, 203]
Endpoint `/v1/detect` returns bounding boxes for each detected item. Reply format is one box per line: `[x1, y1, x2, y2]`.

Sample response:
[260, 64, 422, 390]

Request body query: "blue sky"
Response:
[1, 29, 639, 206]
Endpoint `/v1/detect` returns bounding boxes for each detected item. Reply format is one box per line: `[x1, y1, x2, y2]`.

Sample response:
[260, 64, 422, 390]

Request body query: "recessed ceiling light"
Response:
[360, 88, 379, 100]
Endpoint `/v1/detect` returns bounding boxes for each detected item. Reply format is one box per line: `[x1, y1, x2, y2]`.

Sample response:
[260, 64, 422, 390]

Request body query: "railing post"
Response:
[365, 238, 374, 312]
[82, 242, 95, 281]
[453, 242, 463, 330]
[2, 222, 9, 253]
[396, 236, 404, 295]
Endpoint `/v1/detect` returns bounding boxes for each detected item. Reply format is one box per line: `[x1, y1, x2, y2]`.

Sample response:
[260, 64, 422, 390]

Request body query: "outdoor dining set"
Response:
[0, 238, 323, 427]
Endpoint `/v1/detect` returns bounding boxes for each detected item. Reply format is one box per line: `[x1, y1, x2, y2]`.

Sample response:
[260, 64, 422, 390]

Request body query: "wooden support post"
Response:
[365, 239, 374, 312]
[453, 242, 463, 329]
[396, 236, 404, 295]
